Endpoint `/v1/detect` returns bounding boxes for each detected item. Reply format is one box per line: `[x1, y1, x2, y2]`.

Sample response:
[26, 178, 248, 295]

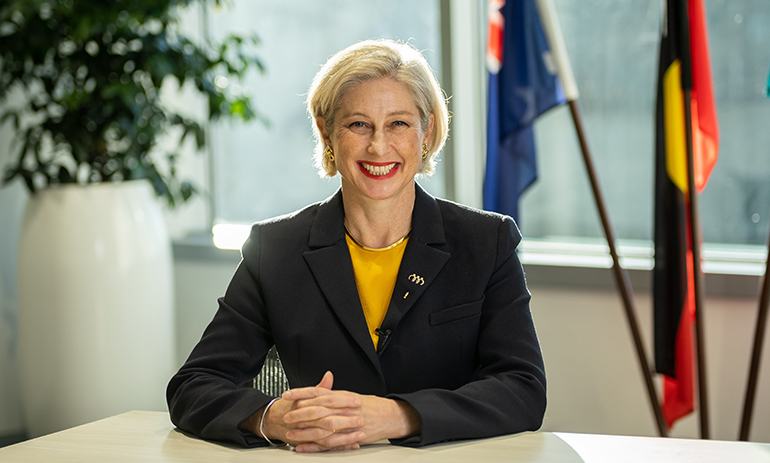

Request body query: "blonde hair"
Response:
[307, 39, 449, 177]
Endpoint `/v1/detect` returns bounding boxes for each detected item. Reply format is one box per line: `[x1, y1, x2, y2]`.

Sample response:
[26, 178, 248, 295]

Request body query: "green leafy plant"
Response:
[0, 0, 265, 206]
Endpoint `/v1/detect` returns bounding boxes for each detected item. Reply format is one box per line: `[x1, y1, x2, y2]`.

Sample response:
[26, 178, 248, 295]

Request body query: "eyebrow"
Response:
[340, 110, 417, 119]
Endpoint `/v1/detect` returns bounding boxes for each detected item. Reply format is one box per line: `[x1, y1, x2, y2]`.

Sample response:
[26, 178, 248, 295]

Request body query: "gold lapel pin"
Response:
[408, 274, 425, 286]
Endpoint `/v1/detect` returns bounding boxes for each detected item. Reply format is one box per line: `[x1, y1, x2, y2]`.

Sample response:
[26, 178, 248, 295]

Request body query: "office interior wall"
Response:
[0, 190, 24, 436]
[0, 114, 26, 436]
[172, 253, 240, 366]
[531, 282, 770, 441]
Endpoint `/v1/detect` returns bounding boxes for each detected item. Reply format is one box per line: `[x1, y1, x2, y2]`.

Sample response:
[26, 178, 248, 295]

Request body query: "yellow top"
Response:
[346, 233, 408, 349]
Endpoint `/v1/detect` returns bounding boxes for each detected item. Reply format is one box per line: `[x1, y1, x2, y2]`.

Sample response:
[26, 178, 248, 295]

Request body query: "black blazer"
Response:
[167, 184, 546, 447]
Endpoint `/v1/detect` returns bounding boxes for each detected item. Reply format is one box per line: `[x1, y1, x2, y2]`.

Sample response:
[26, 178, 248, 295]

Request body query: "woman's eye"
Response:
[393, 120, 408, 127]
[349, 121, 366, 129]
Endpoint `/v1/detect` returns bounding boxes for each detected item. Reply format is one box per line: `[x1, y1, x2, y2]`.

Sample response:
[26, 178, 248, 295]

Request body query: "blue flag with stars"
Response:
[483, 0, 566, 224]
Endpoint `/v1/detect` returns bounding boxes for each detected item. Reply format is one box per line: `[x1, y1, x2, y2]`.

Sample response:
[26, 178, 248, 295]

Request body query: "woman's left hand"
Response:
[282, 371, 421, 452]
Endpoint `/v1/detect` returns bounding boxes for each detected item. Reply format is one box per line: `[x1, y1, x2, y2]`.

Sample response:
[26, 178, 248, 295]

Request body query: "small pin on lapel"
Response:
[403, 291, 409, 299]
[408, 274, 425, 285]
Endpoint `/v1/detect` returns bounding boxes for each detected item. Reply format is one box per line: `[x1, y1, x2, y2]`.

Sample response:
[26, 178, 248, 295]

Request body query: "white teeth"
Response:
[361, 162, 396, 176]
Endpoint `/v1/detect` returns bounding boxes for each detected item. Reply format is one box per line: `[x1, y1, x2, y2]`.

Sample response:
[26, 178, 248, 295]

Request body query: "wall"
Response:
[0, 181, 25, 439]
[531, 280, 770, 441]
[0, 96, 27, 440]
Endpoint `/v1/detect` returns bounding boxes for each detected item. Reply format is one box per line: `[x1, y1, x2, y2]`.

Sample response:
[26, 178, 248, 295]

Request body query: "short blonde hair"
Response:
[307, 39, 449, 177]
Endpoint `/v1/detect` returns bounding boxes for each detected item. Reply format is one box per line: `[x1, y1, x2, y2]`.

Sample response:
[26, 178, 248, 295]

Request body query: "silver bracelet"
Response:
[259, 398, 282, 446]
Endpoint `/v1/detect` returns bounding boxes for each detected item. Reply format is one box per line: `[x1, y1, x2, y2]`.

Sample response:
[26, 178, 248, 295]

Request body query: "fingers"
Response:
[283, 404, 364, 441]
[282, 371, 337, 401]
[284, 394, 361, 419]
[283, 392, 362, 420]
[295, 442, 360, 453]
[282, 387, 331, 401]
[316, 370, 334, 389]
[291, 430, 366, 453]
[286, 424, 365, 441]
[287, 413, 364, 432]
[273, 373, 371, 453]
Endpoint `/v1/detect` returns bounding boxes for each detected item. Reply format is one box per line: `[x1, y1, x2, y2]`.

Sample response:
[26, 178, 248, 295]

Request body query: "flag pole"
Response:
[677, 0, 710, 439]
[738, 231, 770, 441]
[738, 62, 770, 443]
[535, 0, 668, 438]
[568, 101, 668, 438]
[683, 88, 710, 440]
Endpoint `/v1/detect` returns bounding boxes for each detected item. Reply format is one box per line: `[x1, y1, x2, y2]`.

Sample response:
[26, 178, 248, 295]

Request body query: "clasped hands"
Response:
[247, 371, 420, 453]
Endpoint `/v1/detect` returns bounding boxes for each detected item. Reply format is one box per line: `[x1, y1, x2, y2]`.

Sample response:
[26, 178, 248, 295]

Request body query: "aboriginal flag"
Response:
[653, 0, 719, 429]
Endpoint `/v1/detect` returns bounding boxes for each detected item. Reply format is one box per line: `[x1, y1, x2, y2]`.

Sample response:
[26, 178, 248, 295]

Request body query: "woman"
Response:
[167, 39, 546, 452]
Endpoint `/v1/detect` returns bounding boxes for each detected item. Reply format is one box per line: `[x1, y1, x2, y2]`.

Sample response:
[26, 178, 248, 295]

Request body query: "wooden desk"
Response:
[1, 411, 769, 462]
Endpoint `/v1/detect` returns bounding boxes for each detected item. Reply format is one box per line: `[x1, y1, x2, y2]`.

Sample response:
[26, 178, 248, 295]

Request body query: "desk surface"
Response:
[2, 411, 769, 462]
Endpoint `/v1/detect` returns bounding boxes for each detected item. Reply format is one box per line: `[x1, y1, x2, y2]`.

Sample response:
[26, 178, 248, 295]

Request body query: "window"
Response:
[522, 0, 770, 249]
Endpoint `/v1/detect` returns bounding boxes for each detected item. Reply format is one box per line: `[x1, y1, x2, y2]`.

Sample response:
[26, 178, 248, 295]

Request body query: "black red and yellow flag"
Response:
[653, 0, 719, 430]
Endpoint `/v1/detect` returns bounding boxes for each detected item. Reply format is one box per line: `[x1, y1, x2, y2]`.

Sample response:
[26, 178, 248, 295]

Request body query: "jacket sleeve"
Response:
[166, 225, 275, 447]
[388, 217, 546, 446]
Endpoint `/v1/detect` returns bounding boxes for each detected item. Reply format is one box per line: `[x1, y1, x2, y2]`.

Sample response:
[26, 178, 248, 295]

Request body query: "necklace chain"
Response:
[344, 224, 411, 252]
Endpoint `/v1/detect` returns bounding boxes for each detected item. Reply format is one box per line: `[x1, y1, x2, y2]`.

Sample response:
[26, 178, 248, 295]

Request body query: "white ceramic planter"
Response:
[17, 181, 175, 437]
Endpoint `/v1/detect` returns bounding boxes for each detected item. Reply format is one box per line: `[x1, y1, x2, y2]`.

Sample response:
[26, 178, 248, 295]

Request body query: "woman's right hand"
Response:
[261, 371, 367, 452]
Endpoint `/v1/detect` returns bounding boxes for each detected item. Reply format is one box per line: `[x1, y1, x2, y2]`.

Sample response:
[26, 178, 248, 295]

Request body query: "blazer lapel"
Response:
[302, 191, 382, 373]
[378, 184, 450, 353]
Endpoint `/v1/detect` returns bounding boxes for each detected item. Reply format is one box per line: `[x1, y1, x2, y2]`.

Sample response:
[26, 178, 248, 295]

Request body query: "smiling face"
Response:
[318, 77, 433, 206]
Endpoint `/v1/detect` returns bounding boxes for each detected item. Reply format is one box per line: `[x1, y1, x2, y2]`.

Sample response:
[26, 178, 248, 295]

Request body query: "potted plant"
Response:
[0, 0, 264, 437]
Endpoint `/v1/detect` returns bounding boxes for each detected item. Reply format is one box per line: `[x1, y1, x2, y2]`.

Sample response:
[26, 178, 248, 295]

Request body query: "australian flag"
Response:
[483, 0, 566, 224]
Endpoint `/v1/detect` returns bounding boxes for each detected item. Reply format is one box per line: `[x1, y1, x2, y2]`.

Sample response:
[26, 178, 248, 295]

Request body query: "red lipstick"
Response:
[358, 162, 400, 179]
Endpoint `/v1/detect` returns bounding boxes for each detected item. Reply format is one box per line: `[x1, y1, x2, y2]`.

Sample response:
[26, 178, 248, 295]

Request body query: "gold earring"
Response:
[325, 146, 334, 162]
[422, 144, 428, 160]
